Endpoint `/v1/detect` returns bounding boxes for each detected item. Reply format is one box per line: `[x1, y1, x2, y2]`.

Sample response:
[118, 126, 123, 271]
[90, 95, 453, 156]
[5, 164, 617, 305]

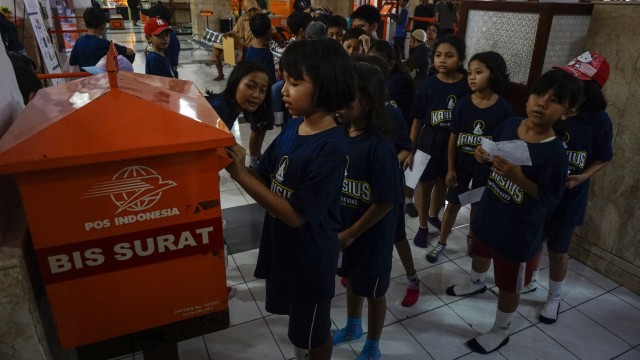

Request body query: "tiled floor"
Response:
[69, 24, 640, 360]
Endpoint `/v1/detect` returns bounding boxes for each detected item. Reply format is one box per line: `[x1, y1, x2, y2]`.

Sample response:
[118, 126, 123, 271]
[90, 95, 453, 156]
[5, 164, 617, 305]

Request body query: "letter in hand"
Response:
[474, 145, 491, 163]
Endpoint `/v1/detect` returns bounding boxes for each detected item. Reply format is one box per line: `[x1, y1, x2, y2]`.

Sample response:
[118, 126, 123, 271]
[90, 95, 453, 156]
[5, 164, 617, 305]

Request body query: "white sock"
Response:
[530, 270, 539, 283]
[407, 273, 419, 287]
[450, 270, 486, 295]
[548, 279, 564, 299]
[250, 155, 259, 168]
[472, 309, 513, 352]
[405, 196, 414, 204]
[294, 346, 308, 360]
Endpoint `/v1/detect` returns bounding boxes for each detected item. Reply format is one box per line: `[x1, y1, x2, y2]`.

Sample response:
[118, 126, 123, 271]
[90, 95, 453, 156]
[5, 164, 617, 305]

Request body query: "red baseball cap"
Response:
[144, 17, 174, 35]
[554, 51, 610, 88]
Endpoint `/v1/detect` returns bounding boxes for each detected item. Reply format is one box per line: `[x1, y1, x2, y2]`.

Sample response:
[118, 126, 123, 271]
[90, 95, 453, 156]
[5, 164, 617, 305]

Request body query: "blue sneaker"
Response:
[332, 323, 363, 345]
[357, 343, 381, 360]
[412, 227, 429, 248]
[427, 216, 442, 231]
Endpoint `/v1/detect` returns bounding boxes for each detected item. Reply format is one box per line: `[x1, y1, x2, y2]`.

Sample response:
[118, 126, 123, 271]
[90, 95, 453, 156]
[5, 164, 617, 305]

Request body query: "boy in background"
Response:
[69, 7, 135, 70]
[144, 17, 176, 78]
[245, 13, 276, 168]
[326, 15, 347, 43]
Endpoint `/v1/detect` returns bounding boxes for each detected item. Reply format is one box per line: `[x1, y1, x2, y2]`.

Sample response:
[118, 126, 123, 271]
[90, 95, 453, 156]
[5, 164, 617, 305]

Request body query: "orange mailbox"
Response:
[0, 64, 234, 349]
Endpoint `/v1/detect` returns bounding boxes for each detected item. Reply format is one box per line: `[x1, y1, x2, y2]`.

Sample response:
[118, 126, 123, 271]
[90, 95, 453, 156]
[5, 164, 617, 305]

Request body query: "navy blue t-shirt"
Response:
[340, 131, 401, 277]
[387, 69, 415, 127]
[386, 102, 412, 154]
[245, 46, 276, 85]
[471, 117, 568, 262]
[145, 51, 175, 78]
[207, 96, 239, 130]
[549, 111, 613, 226]
[69, 34, 129, 69]
[451, 95, 514, 157]
[411, 75, 471, 154]
[254, 118, 347, 302]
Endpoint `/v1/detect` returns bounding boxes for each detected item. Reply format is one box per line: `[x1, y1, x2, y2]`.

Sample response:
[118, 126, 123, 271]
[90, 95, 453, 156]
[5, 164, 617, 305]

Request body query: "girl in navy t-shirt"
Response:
[332, 61, 401, 360]
[426, 51, 514, 263]
[406, 35, 471, 248]
[447, 70, 582, 354]
[536, 52, 613, 324]
[205, 60, 273, 133]
[225, 39, 355, 360]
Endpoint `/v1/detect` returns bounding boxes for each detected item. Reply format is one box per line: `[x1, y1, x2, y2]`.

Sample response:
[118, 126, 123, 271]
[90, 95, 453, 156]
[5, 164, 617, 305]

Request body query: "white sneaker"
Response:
[539, 296, 561, 324]
[522, 280, 537, 294]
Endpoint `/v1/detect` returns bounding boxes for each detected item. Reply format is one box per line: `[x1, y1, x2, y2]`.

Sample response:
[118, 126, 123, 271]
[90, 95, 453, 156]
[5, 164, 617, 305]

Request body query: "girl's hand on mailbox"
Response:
[225, 144, 247, 179]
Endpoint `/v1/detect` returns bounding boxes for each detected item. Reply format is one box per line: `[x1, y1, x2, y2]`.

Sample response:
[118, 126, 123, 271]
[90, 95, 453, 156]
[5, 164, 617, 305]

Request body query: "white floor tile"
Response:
[228, 282, 263, 326]
[345, 322, 434, 360]
[224, 250, 244, 286]
[612, 286, 640, 311]
[402, 305, 478, 360]
[202, 318, 285, 360]
[330, 292, 399, 333]
[418, 261, 482, 304]
[457, 351, 507, 360]
[246, 279, 269, 317]
[568, 258, 620, 291]
[385, 276, 445, 321]
[440, 228, 471, 261]
[448, 291, 532, 335]
[498, 325, 579, 360]
[614, 348, 640, 360]
[220, 189, 249, 209]
[537, 308, 631, 360]
[219, 174, 238, 192]
[177, 336, 209, 359]
[238, 186, 257, 205]
[576, 292, 640, 346]
[232, 248, 259, 283]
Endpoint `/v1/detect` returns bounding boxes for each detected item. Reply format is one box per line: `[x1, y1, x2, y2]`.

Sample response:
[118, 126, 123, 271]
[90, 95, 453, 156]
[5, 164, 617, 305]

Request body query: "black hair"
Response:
[206, 60, 273, 124]
[578, 80, 607, 112]
[281, 39, 355, 112]
[350, 4, 381, 27]
[249, 13, 272, 39]
[468, 51, 510, 93]
[342, 28, 365, 42]
[287, 11, 312, 37]
[530, 69, 582, 112]
[354, 55, 389, 80]
[351, 61, 394, 137]
[83, 7, 107, 29]
[327, 15, 348, 31]
[368, 40, 415, 94]
[433, 35, 466, 62]
[433, 35, 466, 74]
[7, 52, 43, 105]
[427, 22, 440, 38]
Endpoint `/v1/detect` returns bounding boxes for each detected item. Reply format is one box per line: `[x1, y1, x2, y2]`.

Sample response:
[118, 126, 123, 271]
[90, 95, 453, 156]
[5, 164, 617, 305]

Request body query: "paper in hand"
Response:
[458, 186, 485, 206]
[481, 138, 532, 166]
[404, 150, 431, 189]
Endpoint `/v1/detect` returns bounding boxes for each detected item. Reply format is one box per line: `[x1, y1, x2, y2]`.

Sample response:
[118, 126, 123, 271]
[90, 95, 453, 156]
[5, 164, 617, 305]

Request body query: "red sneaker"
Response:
[401, 285, 419, 307]
[340, 277, 347, 288]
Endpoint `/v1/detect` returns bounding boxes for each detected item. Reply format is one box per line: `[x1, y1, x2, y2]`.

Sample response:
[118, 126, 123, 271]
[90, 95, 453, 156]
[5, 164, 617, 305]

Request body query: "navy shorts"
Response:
[337, 244, 391, 298]
[546, 225, 576, 254]
[264, 280, 331, 349]
[445, 155, 490, 204]
[417, 127, 449, 182]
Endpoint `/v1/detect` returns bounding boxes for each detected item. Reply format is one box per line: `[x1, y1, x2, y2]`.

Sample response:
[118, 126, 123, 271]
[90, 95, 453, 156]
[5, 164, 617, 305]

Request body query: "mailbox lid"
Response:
[0, 72, 234, 174]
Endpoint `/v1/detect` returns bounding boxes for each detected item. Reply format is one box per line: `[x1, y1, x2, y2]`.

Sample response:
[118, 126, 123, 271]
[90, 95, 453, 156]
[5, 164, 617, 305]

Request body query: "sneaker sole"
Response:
[446, 284, 487, 297]
[466, 336, 509, 354]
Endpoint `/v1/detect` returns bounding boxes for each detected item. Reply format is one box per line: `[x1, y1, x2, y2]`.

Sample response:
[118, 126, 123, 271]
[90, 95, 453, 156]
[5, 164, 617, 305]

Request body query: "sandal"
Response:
[213, 74, 225, 81]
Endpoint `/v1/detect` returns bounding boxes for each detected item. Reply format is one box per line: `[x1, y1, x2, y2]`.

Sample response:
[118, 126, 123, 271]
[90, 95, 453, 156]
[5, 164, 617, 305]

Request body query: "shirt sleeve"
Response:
[371, 138, 402, 204]
[410, 81, 428, 123]
[536, 143, 568, 209]
[593, 111, 614, 162]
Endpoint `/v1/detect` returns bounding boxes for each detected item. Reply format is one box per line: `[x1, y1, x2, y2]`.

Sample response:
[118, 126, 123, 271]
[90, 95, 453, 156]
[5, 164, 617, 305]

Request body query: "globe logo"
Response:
[83, 166, 177, 214]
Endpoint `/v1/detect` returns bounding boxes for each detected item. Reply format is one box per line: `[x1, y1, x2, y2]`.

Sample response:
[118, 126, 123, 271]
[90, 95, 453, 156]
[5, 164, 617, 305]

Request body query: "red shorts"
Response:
[471, 234, 540, 294]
